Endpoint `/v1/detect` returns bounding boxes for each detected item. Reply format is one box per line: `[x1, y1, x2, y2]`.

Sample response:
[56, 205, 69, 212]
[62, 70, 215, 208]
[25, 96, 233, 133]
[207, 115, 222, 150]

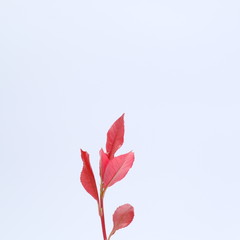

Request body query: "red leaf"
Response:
[103, 152, 134, 188]
[99, 149, 109, 179]
[106, 114, 125, 160]
[110, 204, 134, 237]
[80, 149, 99, 202]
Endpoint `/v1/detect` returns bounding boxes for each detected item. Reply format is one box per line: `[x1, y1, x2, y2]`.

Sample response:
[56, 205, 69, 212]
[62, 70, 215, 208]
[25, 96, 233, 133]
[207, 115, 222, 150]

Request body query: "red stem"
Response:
[99, 189, 107, 240]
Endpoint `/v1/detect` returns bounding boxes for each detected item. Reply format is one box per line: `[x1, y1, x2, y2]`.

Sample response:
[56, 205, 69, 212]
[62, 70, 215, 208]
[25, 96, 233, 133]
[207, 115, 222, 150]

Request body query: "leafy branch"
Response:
[80, 114, 135, 240]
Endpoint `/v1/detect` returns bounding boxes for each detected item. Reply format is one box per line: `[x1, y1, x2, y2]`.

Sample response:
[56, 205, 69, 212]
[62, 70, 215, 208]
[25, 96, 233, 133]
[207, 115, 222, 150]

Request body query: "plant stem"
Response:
[107, 231, 114, 240]
[99, 188, 107, 240]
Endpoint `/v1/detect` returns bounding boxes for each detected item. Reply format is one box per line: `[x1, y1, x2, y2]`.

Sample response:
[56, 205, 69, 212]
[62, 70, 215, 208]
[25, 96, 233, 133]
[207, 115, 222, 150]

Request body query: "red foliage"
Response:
[99, 148, 109, 179]
[110, 204, 134, 236]
[103, 152, 134, 188]
[80, 150, 99, 202]
[106, 114, 125, 160]
[80, 114, 135, 240]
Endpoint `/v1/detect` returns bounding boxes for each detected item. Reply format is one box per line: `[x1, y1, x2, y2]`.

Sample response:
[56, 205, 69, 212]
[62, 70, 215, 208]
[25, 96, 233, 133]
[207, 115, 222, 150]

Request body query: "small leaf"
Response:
[106, 114, 125, 160]
[80, 149, 99, 202]
[99, 149, 109, 179]
[103, 152, 134, 188]
[109, 204, 134, 237]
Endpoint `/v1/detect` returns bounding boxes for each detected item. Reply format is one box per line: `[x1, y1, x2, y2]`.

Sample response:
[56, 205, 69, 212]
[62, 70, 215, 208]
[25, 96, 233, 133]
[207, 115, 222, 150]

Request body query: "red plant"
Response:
[80, 114, 135, 240]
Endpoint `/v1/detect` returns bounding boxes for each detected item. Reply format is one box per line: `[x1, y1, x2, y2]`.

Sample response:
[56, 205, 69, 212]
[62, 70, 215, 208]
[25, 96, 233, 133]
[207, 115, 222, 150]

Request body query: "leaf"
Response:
[106, 114, 125, 160]
[80, 149, 99, 202]
[103, 152, 134, 188]
[109, 204, 134, 237]
[99, 148, 110, 179]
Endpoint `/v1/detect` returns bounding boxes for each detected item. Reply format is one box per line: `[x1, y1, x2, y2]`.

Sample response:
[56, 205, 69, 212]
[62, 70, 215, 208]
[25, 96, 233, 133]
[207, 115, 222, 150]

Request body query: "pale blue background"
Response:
[1, 0, 240, 239]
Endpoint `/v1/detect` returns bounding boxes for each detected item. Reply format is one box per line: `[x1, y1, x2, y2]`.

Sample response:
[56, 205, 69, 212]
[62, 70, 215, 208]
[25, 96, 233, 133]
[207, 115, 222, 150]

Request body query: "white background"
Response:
[1, 0, 240, 239]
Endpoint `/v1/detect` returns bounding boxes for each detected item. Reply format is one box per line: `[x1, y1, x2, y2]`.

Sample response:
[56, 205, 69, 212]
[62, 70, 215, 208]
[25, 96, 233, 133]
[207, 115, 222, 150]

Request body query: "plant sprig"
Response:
[80, 114, 135, 240]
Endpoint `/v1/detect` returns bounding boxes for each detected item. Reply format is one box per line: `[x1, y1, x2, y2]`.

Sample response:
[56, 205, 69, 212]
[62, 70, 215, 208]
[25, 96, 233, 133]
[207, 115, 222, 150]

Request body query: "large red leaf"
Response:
[99, 149, 109, 179]
[80, 149, 99, 202]
[109, 204, 134, 237]
[103, 152, 134, 188]
[106, 114, 125, 160]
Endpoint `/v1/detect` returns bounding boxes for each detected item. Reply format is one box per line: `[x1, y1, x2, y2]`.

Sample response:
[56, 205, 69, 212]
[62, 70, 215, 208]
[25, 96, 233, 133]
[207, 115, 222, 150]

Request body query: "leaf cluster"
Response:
[80, 114, 135, 240]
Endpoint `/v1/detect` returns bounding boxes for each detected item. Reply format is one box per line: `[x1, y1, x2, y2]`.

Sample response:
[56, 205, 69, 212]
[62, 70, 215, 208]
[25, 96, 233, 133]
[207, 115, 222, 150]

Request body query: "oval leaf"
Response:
[106, 114, 125, 160]
[103, 152, 134, 188]
[110, 204, 134, 237]
[80, 149, 99, 202]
